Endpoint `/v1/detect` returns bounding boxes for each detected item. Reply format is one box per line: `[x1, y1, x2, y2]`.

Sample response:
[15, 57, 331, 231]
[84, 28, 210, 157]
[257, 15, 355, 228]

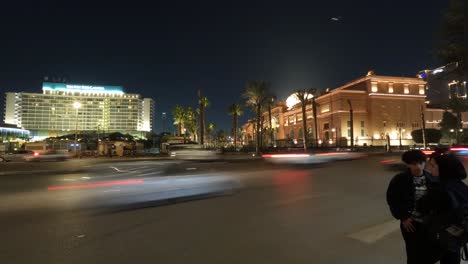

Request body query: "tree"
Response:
[448, 97, 468, 130]
[294, 90, 313, 150]
[215, 129, 226, 147]
[206, 123, 216, 144]
[411, 129, 442, 144]
[108, 132, 134, 141]
[198, 94, 209, 145]
[437, 0, 464, 77]
[243, 81, 269, 155]
[172, 105, 186, 136]
[185, 107, 198, 142]
[228, 103, 243, 150]
[439, 110, 461, 142]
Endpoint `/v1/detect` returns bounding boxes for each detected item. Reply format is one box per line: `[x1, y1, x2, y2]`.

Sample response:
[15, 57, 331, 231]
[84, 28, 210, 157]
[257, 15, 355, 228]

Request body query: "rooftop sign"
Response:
[42, 82, 124, 94]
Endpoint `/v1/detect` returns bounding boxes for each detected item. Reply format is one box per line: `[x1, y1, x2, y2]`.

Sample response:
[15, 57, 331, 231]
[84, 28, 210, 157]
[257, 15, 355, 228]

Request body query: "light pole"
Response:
[312, 95, 318, 147]
[73, 102, 81, 157]
[97, 123, 102, 155]
[162, 112, 167, 133]
[459, 129, 463, 144]
[421, 104, 427, 149]
[347, 99, 354, 150]
[331, 128, 337, 148]
[97, 123, 101, 142]
[397, 121, 404, 149]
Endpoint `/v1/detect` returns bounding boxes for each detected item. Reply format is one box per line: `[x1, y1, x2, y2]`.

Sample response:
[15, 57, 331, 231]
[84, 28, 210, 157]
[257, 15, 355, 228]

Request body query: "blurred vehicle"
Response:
[262, 151, 366, 164]
[449, 146, 468, 156]
[168, 144, 221, 160]
[0, 150, 36, 162]
[410, 146, 450, 157]
[24, 150, 71, 162]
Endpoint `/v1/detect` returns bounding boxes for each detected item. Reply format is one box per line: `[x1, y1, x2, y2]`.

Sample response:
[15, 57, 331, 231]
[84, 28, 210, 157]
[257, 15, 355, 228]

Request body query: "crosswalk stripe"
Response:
[348, 219, 400, 244]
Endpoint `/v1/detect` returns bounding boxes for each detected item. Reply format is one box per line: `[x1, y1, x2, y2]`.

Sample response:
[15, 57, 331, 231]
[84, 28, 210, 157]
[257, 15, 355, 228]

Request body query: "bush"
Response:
[411, 129, 442, 144]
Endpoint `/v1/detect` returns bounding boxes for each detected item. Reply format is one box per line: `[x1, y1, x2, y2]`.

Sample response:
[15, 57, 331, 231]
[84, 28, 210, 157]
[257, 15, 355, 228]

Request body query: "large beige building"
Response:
[242, 72, 468, 147]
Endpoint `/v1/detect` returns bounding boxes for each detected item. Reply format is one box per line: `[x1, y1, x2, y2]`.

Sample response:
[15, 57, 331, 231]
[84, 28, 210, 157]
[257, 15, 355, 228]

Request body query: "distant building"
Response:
[0, 123, 30, 143]
[242, 71, 468, 147]
[419, 63, 467, 106]
[3, 82, 154, 140]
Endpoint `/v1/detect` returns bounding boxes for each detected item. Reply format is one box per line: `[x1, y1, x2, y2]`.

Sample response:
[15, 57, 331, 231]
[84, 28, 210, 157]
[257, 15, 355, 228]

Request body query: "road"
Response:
[0, 155, 464, 264]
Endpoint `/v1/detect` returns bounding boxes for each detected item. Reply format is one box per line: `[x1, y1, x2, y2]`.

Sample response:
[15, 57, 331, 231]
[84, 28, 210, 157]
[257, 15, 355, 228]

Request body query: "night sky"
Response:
[0, 0, 448, 133]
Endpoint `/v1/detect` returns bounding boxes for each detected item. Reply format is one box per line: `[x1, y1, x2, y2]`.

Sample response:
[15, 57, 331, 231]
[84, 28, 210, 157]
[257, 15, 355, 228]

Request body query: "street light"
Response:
[73, 102, 81, 157]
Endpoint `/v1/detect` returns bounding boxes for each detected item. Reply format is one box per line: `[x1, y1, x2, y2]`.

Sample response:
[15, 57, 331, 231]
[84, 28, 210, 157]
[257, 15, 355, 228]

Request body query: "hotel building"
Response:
[4, 82, 154, 139]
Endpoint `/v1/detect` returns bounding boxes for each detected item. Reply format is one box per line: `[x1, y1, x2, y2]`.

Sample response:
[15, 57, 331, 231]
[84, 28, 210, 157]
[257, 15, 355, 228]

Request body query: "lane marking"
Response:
[109, 166, 131, 173]
[348, 219, 400, 244]
[137, 171, 163, 177]
[186, 168, 197, 171]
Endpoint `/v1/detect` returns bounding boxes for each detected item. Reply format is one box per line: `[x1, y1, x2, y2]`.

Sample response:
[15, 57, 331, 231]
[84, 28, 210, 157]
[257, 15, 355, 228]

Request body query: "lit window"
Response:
[404, 84, 409, 94]
[371, 81, 378, 92]
[419, 84, 425, 95]
[321, 104, 330, 113]
[388, 83, 394, 93]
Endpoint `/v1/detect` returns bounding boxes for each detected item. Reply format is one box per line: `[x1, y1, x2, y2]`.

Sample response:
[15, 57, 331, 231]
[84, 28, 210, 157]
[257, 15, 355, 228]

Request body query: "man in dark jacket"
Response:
[386, 150, 439, 264]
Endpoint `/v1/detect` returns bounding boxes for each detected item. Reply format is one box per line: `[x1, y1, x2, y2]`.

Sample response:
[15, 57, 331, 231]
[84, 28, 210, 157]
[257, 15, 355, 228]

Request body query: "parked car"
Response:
[0, 150, 36, 162]
[24, 150, 72, 162]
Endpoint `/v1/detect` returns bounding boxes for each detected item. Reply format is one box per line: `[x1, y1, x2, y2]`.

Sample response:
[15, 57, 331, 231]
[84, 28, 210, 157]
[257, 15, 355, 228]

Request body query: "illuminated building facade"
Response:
[4, 82, 154, 138]
[242, 72, 468, 147]
[419, 63, 467, 106]
[0, 123, 30, 142]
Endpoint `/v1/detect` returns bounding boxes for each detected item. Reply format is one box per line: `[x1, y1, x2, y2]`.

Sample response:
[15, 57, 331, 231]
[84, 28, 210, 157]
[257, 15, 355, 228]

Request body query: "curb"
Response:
[0, 169, 86, 177]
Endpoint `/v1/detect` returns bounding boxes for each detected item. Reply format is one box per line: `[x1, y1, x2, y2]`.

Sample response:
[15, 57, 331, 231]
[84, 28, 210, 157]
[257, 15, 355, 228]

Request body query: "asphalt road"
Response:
[1, 155, 465, 264]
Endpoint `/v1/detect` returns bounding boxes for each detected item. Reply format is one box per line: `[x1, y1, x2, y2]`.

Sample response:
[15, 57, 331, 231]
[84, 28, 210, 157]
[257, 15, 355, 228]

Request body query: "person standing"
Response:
[387, 150, 439, 264]
[420, 153, 468, 264]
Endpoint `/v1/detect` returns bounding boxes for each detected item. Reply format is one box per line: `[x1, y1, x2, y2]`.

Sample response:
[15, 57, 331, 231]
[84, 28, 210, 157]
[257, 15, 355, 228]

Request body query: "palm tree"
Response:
[243, 81, 269, 155]
[185, 107, 198, 142]
[294, 90, 313, 151]
[198, 95, 209, 145]
[206, 123, 216, 145]
[228, 103, 243, 149]
[309, 89, 319, 147]
[172, 105, 186, 136]
[266, 95, 276, 146]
